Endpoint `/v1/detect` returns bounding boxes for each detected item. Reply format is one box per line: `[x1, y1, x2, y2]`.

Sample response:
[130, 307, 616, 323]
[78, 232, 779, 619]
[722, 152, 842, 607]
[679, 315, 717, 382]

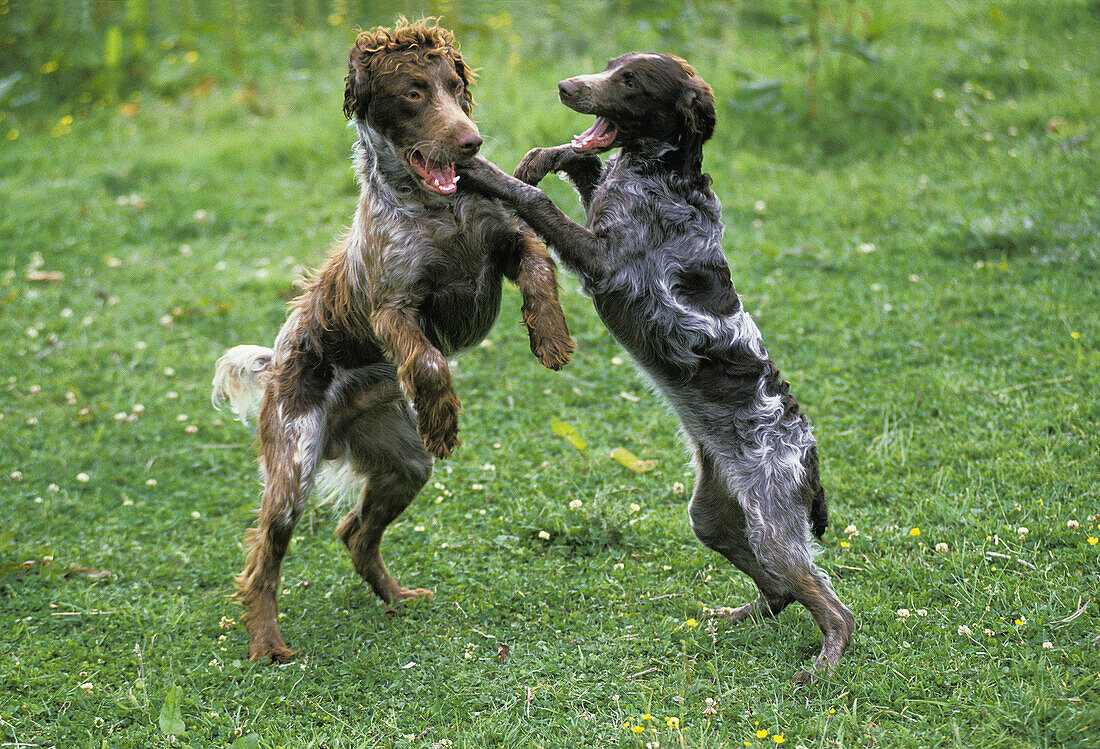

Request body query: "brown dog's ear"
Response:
[450, 48, 477, 111]
[675, 74, 716, 172]
[344, 31, 379, 120]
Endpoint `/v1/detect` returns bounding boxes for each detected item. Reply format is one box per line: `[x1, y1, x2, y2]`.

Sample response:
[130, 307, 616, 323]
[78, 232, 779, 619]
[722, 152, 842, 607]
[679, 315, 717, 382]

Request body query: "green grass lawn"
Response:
[1, 2, 1098, 747]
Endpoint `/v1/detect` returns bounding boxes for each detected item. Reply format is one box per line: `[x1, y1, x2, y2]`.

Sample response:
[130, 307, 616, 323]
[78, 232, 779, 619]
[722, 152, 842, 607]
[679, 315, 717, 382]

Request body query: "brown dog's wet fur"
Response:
[214, 19, 572, 663]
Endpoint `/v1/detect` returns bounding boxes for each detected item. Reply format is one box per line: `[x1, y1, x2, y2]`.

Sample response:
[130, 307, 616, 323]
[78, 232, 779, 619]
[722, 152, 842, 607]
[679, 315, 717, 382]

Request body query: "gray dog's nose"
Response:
[558, 79, 581, 98]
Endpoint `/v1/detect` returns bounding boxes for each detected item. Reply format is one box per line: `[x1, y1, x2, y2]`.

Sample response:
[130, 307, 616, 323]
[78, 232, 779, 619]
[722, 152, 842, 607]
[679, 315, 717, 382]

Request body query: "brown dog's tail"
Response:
[211, 345, 274, 428]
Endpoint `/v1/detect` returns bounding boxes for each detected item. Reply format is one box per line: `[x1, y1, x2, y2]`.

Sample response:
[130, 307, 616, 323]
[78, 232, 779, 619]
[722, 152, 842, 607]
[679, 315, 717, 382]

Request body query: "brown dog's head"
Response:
[558, 52, 715, 172]
[344, 19, 480, 195]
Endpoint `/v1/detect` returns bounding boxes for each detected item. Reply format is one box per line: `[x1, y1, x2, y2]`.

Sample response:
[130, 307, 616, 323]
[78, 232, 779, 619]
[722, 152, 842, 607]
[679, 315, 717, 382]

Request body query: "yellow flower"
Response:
[757, 729, 769, 738]
[1014, 618, 1027, 626]
[6, 128, 17, 141]
[641, 714, 653, 721]
[184, 50, 199, 64]
[1070, 331, 1080, 339]
[41, 60, 59, 73]
[839, 540, 850, 548]
[684, 618, 698, 628]
[910, 527, 921, 537]
[1088, 537, 1098, 545]
[774, 735, 786, 744]
[631, 725, 645, 734]
[666, 717, 680, 730]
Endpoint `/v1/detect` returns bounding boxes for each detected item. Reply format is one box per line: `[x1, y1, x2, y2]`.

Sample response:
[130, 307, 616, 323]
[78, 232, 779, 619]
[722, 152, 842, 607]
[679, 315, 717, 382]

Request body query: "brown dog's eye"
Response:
[406, 90, 423, 102]
[622, 72, 635, 89]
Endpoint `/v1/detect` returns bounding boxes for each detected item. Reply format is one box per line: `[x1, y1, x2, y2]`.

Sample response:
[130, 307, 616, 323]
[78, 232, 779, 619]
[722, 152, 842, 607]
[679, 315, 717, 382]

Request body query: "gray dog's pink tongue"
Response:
[571, 117, 618, 151]
[408, 152, 458, 194]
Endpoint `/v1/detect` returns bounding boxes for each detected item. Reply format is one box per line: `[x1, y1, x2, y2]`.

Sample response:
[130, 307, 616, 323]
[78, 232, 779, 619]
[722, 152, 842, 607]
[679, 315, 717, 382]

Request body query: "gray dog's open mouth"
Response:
[571, 117, 618, 151]
[407, 151, 458, 195]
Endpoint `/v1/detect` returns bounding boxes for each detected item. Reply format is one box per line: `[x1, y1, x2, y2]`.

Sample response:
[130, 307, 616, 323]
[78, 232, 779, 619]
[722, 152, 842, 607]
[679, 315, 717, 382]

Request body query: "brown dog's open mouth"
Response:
[571, 117, 618, 152]
[407, 151, 459, 195]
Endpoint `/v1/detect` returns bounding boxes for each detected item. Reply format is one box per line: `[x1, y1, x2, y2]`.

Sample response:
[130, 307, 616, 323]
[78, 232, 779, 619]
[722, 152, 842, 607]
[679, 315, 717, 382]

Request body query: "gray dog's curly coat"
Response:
[459, 51, 854, 681]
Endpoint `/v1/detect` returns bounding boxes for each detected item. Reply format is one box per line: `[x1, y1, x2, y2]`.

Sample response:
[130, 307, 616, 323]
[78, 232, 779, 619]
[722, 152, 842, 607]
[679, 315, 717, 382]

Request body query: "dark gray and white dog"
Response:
[458, 52, 853, 681]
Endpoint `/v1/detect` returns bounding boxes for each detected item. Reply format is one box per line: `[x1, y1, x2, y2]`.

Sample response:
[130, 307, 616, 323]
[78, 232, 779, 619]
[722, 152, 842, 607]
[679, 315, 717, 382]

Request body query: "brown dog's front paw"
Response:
[524, 302, 575, 371]
[531, 329, 575, 371]
[416, 391, 461, 459]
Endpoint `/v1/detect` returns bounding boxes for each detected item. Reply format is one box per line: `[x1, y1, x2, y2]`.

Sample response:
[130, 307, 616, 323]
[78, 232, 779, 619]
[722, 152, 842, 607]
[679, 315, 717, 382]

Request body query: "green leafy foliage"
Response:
[158, 685, 186, 736]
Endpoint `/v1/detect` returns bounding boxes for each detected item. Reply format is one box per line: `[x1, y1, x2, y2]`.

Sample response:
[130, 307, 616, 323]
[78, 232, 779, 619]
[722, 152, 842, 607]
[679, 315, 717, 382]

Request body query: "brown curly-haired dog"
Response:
[212, 19, 573, 663]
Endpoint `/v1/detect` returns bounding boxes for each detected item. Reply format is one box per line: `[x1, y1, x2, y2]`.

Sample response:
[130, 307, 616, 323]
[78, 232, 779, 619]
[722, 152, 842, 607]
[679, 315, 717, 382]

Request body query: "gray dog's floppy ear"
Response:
[675, 74, 716, 171]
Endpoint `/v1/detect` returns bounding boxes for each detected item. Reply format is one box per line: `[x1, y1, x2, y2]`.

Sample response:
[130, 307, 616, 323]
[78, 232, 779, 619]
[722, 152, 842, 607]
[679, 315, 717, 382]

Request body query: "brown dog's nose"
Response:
[558, 79, 581, 99]
[456, 130, 482, 156]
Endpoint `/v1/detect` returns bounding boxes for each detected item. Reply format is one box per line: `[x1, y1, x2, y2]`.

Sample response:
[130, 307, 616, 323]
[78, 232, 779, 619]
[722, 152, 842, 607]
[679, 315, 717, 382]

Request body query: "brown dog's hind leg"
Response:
[236, 380, 327, 663]
[337, 396, 434, 604]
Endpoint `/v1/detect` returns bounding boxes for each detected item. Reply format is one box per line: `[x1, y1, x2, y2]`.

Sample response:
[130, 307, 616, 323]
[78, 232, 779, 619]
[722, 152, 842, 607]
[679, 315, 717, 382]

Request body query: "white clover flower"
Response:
[537, 530, 550, 540]
[569, 499, 582, 509]
[958, 625, 972, 636]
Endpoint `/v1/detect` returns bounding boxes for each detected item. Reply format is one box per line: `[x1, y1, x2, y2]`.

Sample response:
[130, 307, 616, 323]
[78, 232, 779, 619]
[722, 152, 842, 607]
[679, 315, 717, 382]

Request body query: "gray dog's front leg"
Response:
[459, 157, 607, 281]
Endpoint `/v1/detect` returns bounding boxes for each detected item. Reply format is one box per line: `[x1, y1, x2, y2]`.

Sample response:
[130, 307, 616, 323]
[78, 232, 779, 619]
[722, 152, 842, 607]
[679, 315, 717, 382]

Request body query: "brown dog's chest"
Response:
[414, 206, 507, 354]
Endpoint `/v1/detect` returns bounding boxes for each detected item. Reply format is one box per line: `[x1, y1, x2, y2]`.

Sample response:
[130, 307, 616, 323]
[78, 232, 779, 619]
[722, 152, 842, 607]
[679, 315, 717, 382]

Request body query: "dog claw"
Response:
[385, 588, 434, 614]
[792, 669, 815, 685]
[534, 336, 575, 371]
[395, 587, 434, 601]
[416, 394, 461, 459]
[248, 642, 295, 664]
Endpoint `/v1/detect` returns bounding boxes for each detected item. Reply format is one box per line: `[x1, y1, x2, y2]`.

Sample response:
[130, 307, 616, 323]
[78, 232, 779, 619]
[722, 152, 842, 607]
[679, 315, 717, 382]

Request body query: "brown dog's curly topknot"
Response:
[343, 17, 477, 119]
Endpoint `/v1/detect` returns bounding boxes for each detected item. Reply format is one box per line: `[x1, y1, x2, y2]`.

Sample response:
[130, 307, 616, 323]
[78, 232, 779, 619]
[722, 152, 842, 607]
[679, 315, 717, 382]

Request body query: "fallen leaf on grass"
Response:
[497, 642, 510, 661]
[26, 270, 64, 283]
[65, 564, 115, 580]
[551, 416, 586, 451]
[610, 447, 657, 473]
